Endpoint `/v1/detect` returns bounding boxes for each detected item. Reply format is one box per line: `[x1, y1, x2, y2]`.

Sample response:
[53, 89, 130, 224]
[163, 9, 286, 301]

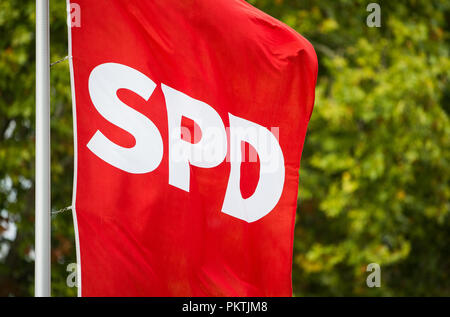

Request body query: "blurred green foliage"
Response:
[1, 0, 449, 296]
[0, 0, 76, 296]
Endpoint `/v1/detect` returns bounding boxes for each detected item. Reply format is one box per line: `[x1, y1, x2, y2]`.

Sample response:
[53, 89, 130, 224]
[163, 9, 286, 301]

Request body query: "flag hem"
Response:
[66, 0, 82, 297]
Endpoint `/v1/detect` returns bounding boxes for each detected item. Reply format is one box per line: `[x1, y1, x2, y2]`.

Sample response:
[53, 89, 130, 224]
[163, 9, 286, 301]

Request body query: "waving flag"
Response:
[68, 0, 317, 296]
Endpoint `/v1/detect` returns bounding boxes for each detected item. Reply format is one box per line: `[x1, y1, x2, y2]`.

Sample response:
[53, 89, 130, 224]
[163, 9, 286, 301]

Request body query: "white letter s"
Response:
[87, 63, 163, 174]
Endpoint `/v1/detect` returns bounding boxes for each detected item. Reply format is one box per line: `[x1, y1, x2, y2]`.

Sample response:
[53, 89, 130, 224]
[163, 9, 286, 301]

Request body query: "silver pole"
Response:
[35, 0, 51, 297]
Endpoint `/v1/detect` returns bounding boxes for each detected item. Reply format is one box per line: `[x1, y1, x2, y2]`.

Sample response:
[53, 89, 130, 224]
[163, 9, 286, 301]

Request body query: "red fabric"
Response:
[69, 0, 317, 296]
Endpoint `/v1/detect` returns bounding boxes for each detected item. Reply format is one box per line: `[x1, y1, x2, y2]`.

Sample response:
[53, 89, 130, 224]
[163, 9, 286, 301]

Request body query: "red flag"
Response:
[68, 0, 317, 296]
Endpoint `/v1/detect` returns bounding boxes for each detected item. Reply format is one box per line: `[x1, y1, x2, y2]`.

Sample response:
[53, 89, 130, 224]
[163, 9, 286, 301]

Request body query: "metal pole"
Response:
[35, 0, 51, 297]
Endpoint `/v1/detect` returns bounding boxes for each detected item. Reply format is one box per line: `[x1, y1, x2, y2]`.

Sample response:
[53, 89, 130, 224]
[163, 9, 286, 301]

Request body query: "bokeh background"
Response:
[0, 0, 449, 296]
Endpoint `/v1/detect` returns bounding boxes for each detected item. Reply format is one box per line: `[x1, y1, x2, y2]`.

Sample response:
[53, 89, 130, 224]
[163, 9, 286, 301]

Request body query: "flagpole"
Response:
[35, 0, 51, 297]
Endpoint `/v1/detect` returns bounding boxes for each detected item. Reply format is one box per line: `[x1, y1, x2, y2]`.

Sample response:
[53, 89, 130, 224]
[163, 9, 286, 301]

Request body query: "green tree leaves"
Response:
[0, 0, 76, 296]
